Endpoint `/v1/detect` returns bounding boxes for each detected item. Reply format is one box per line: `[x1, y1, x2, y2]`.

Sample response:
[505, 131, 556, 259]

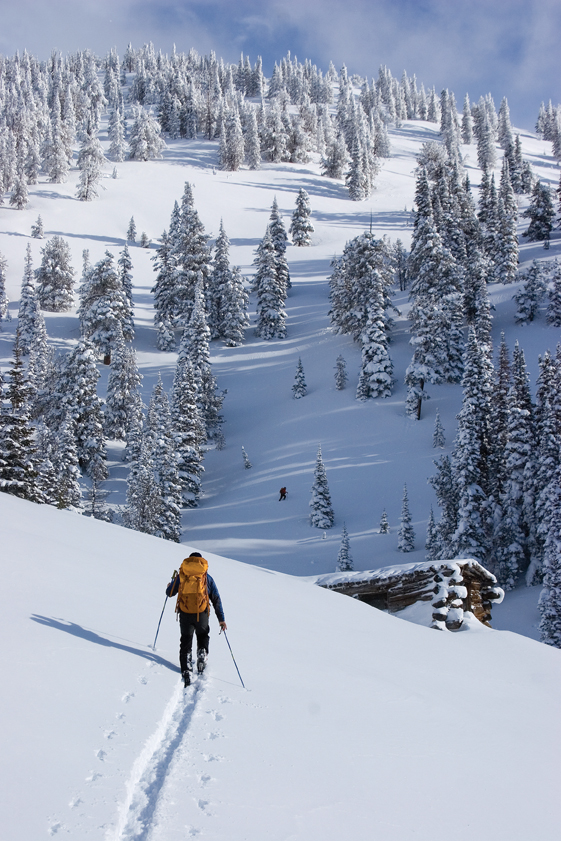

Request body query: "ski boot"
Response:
[186, 652, 193, 672]
[182, 670, 191, 687]
[196, 648, 208, 674]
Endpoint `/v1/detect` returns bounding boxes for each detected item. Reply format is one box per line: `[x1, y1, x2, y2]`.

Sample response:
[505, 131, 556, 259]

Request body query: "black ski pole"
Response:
[152, 570, 177, 651]
[221, 629, 245, 689]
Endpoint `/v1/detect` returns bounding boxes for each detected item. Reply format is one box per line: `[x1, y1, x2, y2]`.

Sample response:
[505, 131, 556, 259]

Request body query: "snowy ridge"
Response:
[110, 678, 205, 841]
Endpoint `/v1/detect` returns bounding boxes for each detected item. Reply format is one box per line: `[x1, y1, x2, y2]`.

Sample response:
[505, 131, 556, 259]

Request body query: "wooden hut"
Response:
[314, 559, 504, 631]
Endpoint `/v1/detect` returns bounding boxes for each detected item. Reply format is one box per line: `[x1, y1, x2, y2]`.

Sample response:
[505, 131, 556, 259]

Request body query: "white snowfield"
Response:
[1, 493, 560, 841]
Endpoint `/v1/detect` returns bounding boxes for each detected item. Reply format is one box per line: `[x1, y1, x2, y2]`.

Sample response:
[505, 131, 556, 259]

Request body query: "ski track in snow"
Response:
[109, 676, 207, 841]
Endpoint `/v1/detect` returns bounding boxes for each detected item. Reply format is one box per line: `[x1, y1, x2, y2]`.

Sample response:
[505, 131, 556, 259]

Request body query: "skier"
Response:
[166, 552, 227, 687]
[279, 486, 287, 501]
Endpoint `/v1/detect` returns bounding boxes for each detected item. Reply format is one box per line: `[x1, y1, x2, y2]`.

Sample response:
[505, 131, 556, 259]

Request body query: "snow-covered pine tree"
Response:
[34, 421, 60, 507]
[78, 250, 132, 362]
[497, 97, 514, 150]
[17, 244, 40, 355]
[241, 446, 252, 469]
[104, 325, 143, 440]
[219, 108, 245, 171]
[170, 182, 213, 327]
[514, 260, 547, 323]
[268, 197, 291, 289]
[208, 220, 249, 344]
[334, 354, 347, 390]
[336, 523, 353, 571]
[461, 94, 473, 144]
[10, 167, 29, 210]
[356, 301, 394, 399]
[429, 454, 459, 560]
[289, 188, 314, 246]
[379, 509, 390, 534]
[450, 327, 494, 564]
[244, 108, 261, 170]
[310, 445, 334, 528]
[128, 106, 166, 161]
[127, 216, 137, 242]
[0, 252, 10, 326]
[292, 357, 307, 398]
[26, 309, 50, 416]
[122, 387, 144, 465]
[35, 236, 75, 312]
[76, 128, 106, 201]
[219, 265, 249, 347]
[108, 106, 126, 162]
[170, 355, 205, 507]
[117, 243, 135, 340]
[84, 463, 112, 522]
[178, 280, 225, 441]
[405, 170, 463, 418]
[494, 169, 519, 285]
[523, 180, 555, 247]
[145, 376, 182, 541]
[425, 506, 438, 560]
[493, 385, 532, 589]
[31, 215, 44, 239]
[0, 334, 42, 502]
[397, 484, 415, 552]
[321, 128, 347, 179]
[54, 413, 82, 510]
[61, 339, 107, 478]
[123, 435, 162, 536]
[432, 408, 446, 448]
[539, 464, 561, 648]
[546, 261, 561, 327]
[252, 227, 287, 340]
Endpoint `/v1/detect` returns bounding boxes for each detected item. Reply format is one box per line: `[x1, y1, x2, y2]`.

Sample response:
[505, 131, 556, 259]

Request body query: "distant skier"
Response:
[166, 552, 227, 687]
[279, 486, 287, 501]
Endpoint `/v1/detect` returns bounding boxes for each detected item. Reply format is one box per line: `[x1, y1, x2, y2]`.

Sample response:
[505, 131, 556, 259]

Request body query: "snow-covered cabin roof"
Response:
[313, 558, 504, 631]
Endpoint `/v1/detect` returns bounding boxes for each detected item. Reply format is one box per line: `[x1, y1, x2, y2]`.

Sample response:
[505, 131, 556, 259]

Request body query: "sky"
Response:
[0, 0, 559, 131]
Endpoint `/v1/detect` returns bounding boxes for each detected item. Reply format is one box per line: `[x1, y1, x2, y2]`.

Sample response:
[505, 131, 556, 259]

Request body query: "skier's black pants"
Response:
[179, 610, 210, 672]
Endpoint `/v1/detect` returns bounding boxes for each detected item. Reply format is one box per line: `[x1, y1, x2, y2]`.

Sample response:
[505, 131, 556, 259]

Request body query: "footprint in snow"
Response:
[68, 797, 82, 809]
[207, 731, 222, 741]
[202, 754, 223, 763]
[104, 729, 116, 740]
[137, 675, 148, 685]
[94, 749, 107, 761]
[185, 827, 201, 837]
[199, 773, 212, 786]
[121, 691, 135, 703]
[47, 821, 62, 835]
[197, 799, 211, 815]
[85, 771, 102, 782]
[207, 710, 223, 721]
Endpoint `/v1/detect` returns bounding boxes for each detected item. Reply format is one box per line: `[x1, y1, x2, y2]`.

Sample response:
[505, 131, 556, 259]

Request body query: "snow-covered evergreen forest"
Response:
[1, 43, 561, 647]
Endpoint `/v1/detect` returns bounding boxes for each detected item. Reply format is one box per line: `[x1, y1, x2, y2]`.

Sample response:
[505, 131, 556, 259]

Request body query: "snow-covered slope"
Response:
[1, 492, 560, 840]
[1, 118, 559, 588]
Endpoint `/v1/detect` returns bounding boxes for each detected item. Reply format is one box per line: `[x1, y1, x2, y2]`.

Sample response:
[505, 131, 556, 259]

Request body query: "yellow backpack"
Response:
[176, 556, 209, 617]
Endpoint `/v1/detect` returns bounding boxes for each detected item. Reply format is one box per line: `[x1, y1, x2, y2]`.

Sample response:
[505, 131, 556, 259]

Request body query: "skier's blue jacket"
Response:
[166, 573, 225, 623]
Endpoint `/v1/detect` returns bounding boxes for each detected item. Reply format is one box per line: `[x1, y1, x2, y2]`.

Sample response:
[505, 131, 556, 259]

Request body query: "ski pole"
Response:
[152, 570, 177, 650]
[221, 628, 245, 689]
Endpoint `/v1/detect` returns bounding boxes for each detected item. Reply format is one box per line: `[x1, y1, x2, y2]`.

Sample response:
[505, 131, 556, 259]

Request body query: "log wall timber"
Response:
[314, 559, 504, 631]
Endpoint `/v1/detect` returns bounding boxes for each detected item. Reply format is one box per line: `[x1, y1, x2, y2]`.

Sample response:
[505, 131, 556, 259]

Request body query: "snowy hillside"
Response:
[1, 100, 559, 583]
[1, 491, 560, 840]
